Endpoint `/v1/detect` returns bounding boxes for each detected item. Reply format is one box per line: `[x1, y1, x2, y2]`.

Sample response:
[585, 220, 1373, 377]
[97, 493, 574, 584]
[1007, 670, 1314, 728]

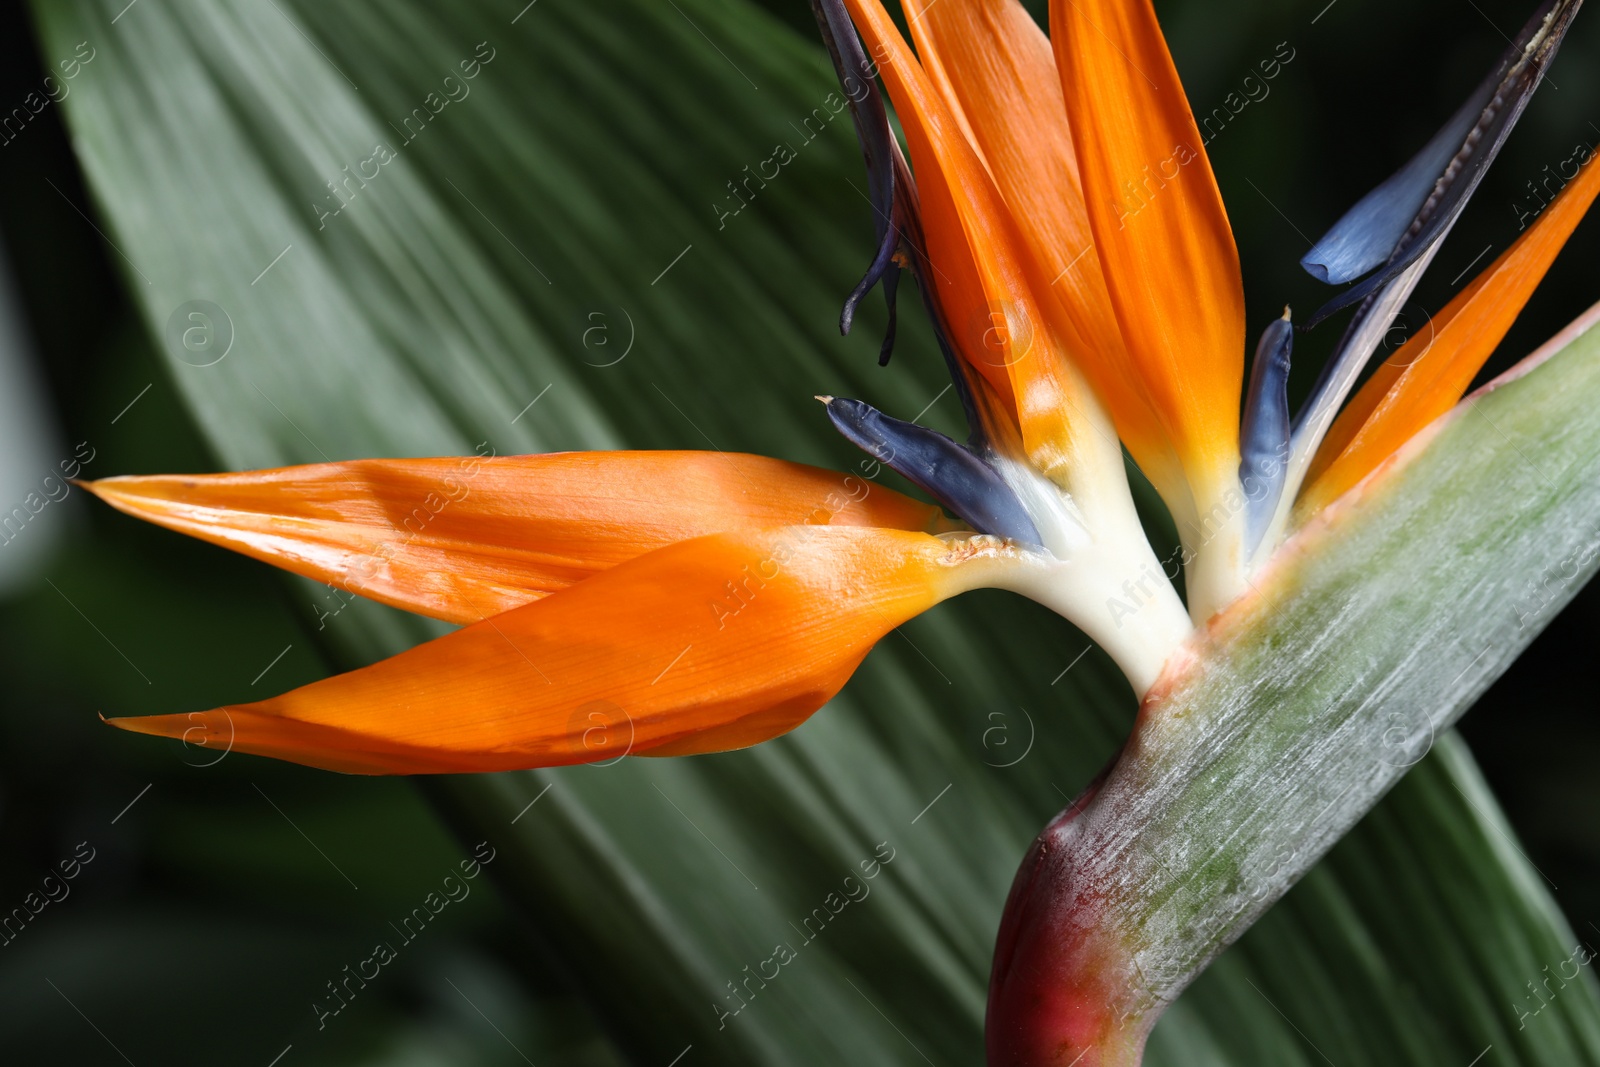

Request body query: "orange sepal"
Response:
[911, 0, 1100, 316]
[844, 0, 1110, 485]
[1299, 154, 1600, 518]
[106, 527, 985, 774]
[83, 452, 949, 625]
[1049, 0, 1245, 500]
[911, 0, 1177, 493]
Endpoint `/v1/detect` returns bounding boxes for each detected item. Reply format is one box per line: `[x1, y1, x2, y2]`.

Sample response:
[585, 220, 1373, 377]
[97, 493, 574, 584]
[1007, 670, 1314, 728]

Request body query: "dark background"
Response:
[1, 0, 1596, 1063]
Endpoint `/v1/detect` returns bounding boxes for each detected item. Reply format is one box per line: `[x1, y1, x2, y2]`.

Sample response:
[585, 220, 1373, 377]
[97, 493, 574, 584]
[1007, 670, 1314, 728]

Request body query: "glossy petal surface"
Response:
[108, 527, 993, 774]
[844, 0, 1118, 493]
[913, 0, 1180, 498]
[1049, 0, 1245, 508]
[85, 452, 948, 623]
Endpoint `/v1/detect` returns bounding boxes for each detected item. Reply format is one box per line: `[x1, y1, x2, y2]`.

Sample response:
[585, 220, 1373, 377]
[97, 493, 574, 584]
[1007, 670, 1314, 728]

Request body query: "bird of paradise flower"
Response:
[84, 0, 1590, 785]
[76, 0, 1600, 1062]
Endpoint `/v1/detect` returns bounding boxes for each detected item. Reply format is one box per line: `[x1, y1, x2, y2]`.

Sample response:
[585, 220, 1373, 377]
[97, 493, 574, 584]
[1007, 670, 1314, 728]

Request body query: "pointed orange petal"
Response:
[84, 452, 948, 625]
[909, 0, 1176, 492]
[107, 527, 995, 774]
[1049, 0, 1245, 500]
[912, 0, 1096, 295]
[1298, 154, 1600, 518]
[844, 0, 1124, 489]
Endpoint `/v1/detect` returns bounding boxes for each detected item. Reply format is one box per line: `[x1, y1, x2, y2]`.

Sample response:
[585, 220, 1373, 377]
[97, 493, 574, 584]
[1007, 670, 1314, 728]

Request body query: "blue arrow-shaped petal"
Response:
[1302, 0, 1580, 328]
[820, 396, 1042, 545]
[1241, 310, 1295, 556]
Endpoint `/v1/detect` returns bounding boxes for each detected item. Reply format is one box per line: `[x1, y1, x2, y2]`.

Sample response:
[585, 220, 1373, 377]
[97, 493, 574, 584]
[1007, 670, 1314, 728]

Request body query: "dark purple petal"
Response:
[820, 396, 1042, 545]
[1303, 0, 1581, 328]
[1240, 310, 1294, 554]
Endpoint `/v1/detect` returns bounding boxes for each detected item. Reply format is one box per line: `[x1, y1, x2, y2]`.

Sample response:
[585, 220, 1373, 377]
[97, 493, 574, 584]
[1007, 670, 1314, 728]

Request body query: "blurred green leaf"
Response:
[30, 0, 1600, 1063]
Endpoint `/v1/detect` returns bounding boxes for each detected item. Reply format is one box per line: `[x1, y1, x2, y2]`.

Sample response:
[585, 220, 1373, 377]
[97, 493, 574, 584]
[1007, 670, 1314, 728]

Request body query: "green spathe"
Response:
[993, 309, 1600, 1063]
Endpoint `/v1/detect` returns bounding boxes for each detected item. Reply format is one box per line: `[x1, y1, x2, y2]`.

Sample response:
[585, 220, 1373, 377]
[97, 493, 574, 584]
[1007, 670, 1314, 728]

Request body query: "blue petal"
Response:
[810, 2, 993, 449]
[1240, 311, 1294, 555]
[1302, 0, 1580, 329]
[1300, 89, 1492, 285]
[873, 257, 901, 367]
[810, 0, 904, 353]
[820, 397, 1042, 545]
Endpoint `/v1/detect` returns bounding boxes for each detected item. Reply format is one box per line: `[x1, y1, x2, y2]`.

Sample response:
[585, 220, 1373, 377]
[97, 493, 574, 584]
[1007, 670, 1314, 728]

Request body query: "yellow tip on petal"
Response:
[1048, 0, 1245, 509]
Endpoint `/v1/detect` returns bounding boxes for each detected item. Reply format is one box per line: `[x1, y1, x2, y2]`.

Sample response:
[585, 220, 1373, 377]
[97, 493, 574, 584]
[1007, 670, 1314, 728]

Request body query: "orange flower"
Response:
[93, 0, 1589, 775]
[833, 0, 1584, 606]
[88, 452, 1185, 773]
